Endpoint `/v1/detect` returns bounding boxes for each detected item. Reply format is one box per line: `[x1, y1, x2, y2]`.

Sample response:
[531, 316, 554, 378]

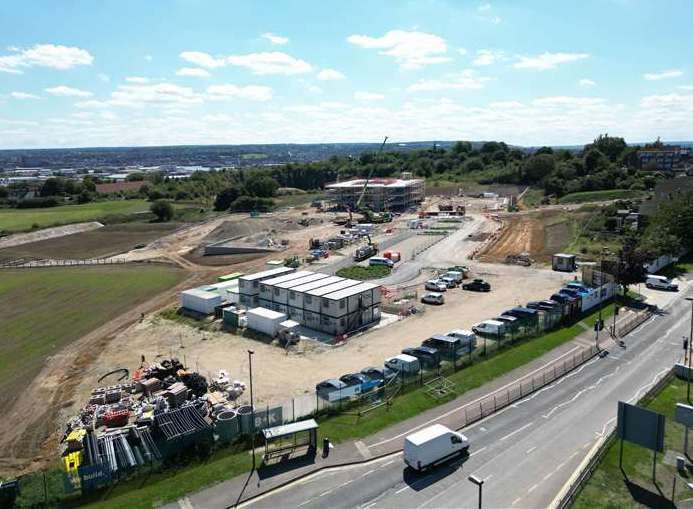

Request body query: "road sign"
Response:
[676, 403, 693, 427]
[617, 401, 665, 452]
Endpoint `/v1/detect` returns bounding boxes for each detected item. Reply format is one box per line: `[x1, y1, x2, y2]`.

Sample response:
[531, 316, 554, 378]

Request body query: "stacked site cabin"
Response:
[238, 267, 296, 307]
[246, 269, 381, 336]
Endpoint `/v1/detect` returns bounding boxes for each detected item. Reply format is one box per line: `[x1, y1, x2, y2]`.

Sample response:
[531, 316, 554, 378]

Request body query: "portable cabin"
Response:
[551, 292, 579, 320]
[271, 272, 332, 305]
[246, 307, 287, 337]
[238, 267, 296, 297]
[558, 289, 582, 316]
[304, 279, 363, 314]
[316, 282, 381, 335]
[258, 271, 313, 302]
[316, 379, 360, 402]
[495, 314, 520, 334]
[180, 288, 222, 315]
[424, 333, 476, 360]
[552, 253, 576, 272]
[287, 276, 344, 309]
[218, 272, 244, 283]
[502, 307, 539, 326]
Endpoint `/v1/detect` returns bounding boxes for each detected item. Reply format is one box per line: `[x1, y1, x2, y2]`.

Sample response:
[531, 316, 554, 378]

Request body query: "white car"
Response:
[421, 292, 445, 305]
[425, 279, 447, 292]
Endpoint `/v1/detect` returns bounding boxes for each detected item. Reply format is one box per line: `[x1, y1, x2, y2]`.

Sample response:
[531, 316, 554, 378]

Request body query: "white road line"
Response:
[500, 422, 534, 441]
[568, 451, 579, 460]
[340, 479, 353, 487]
[512, 497, 523, 506]
[543, 472, 553, 482]
[362, 502, 377, 509]
[360, 469, 375, 478]
[484, 474, 493, 482]
[381, 460, 395, 468]
[470, 446, 488, 456]
[319, 489, 333, 497]
[528, 483, 539, 494]
[526, 446, 536, 454]
[368, 346, 582, 448]
[395, 486, 409, 494]
[297, 498, 315, 507]
[582, 441, 592, 449]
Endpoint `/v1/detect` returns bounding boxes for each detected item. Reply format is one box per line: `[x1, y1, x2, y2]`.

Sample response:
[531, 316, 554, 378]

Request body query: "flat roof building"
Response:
[325, 177, 425, 212]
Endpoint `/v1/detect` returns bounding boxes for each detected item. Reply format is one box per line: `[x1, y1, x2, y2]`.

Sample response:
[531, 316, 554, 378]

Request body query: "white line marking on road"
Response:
[543, 472, 553, 482]
[360, 469, 375, 478]
[297, 498, 315, 507]
[542, 366, 620, 419]
[395, 486, 409, 494]
[470, 446, 487, 457]
[526, 446, 536, 454]
[512, 497, 523, 506]
[583, 442, 592, 449]
[480, 426, 487, 432]
[319, 489, 333, 497]
[484, 474, 493, 482]
[368, 346, 582, 448]
[568, 451, 579, 460]
[528, 483, 539, 493]
[340, 479, 353, 487]
[362, 502, 377, 509]
[381, 460, 395, 468]
[500, 422, 534, 441]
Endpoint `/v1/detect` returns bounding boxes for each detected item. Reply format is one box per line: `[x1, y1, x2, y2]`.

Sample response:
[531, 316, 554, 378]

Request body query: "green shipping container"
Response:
[218, 272, 244, 282]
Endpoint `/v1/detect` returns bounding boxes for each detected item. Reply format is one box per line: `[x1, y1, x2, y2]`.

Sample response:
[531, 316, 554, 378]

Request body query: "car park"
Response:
[421, 292, 445, 305]
[425, 279, 448, 292]
[462, 278, 491, 292]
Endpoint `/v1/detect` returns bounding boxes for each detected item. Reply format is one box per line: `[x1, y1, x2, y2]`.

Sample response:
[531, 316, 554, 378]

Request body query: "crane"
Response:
[347, 136, 389, 227]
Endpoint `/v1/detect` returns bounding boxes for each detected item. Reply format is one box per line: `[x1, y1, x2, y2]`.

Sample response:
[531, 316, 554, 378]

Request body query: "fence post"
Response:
[292, 398, 295, 422]
[520, 383, 523, 398]
[543, 371, 546, 385]
[553, 366, 557, 379]
[532, 377, 535, 391]
[494, 395, 497, 411]
[479, 401, 483, 418]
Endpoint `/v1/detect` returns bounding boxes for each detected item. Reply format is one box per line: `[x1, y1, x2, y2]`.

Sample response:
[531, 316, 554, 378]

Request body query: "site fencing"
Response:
[0, 257, 155, 269]
[612, 307, 656, 338]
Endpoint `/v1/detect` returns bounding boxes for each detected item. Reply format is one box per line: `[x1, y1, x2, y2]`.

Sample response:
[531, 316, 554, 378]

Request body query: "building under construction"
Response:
[325, 177, 425, 212]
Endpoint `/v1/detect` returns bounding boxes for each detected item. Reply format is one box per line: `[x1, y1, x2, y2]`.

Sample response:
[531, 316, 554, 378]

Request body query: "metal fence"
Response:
[613, 308, 655, 338]
[0, 257, 151, 269]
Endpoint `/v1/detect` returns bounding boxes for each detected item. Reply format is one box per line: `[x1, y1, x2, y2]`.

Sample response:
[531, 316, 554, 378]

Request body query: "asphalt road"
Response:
[242, 289, 692, 509]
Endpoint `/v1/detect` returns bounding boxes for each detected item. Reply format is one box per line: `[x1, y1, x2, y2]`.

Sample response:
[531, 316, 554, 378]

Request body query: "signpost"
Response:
[617, 401, 666, 482]
[675, 402, 693, 459]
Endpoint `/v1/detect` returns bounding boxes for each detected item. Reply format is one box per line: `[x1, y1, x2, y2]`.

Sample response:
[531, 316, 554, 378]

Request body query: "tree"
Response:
[583, 149, 608, 174]
[213, 186, 241, 211]
[76, 190, 93, 204]
[522, 154, 555, 183]
[244, 174, 279, 197]
[464, 158, 484, 173]
[535, 146, 554, 155]
[150, 200, 175, 222]
[452, 141, 472, 154]
[617, 237, 650, 293]
[585, 134, 627, 162]
[640, 190, 693, 255]
[40, 177, 66, 197]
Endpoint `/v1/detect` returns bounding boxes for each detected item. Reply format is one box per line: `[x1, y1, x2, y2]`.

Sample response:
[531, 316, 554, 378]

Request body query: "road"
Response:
[242, 288, 691, 509]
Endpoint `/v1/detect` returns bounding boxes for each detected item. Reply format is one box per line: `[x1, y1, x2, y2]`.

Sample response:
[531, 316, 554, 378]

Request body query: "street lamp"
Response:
[468, 474, 484, 509]
[686, 298, 693, 403]
[248, 349, 256, 470]
[595, 247, 610, 346]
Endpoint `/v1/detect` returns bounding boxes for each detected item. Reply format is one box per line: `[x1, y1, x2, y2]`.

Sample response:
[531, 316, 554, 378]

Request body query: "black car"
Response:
[462, 278, 491, 292]
[401, 346, 441, 368]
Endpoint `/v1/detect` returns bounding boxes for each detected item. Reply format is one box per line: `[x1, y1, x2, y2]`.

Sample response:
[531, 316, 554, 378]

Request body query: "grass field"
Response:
[0, 200, 151, 233]
[0, 265, 185, 411]
[0, 222, 180, 261]
[336, 264, 391, 280]
[558, 189, 646, 204]
[274, 191, 324, 208]
[573, 374, 690, 508]
[76, 305, 609, 509]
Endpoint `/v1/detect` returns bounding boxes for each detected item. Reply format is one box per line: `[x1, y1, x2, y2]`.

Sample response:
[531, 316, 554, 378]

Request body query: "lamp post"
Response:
[686, 298, 693, 403]
[468, 474, 484, 509]
[248, 349, 256, 470]
[596, 248, 608, 346]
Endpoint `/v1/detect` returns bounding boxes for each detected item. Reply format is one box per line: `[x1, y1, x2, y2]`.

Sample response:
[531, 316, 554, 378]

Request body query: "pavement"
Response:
[164, 274, 692, 509]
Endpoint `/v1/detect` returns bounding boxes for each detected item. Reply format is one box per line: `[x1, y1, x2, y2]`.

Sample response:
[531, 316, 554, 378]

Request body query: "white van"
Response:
[404, 424, 469, 471]
[646, 275, 678, 291]
[385, 354, 421, 374]
[445, 271, 464, 284]
[369, 256, 395, 268]
[472, 319, 506, 335]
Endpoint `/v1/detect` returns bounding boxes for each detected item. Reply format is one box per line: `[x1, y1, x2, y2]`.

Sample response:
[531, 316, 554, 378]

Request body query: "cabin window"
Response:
[340, 299, 346, 309]
[305, 295, 312, 304]
[274, 288, 280, 296]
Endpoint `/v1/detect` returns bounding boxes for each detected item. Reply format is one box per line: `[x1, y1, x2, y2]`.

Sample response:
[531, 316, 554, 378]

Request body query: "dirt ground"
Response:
[0, 221, 103, 249]
[477, 209, 580, 265]
[73, 263, 571, 412]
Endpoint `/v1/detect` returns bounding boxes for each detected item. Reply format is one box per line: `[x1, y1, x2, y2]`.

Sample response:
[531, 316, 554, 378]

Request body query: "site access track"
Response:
[165, 280, 691, 509]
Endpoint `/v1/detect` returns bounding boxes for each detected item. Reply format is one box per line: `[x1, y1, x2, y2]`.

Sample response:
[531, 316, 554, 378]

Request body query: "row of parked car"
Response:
[316, 330, 478, 401]
[421, 269, 491, 305]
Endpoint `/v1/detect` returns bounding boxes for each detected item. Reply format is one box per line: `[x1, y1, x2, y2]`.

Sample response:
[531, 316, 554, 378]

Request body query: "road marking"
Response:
[395, 486, 409, 494]
[583, 442, 592, 449]
[480, 426, 487, 432]
[319, 489, 333, 497]
[362, 502, 377, 509]
[360, 469, 375, 478]
[568, 451, 579, 460]
[484, 474, 493, 482]
[470, 446, 487, 456]
[512, 497, 523, 506]
[543, 472, 553, 482]
[340, 479, 353, 487]
[500, 422, 534, 441]
[526, 446, 536, 454]
[381, 460, 395, 468]
[297, 498, 315, 507]
[528, 483, 539, 494]
[368, 346, 582, 448]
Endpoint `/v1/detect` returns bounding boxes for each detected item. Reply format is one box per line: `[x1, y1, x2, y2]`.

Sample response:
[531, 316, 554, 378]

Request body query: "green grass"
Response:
[573, 375, 690, 509]
[520, 188, 546, 208]
[0, 199, 151, 233]
[658, 253, 693, 280]
[0, 265, 185, 411]
[558, 189, 646, 204]
[77, 306, 608, 509]
[336, 264, 392, 280]
[274, 191, 324, 208]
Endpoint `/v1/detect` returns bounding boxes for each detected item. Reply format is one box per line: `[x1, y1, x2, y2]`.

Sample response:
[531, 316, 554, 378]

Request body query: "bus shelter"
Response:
[262, 419, 318, 463]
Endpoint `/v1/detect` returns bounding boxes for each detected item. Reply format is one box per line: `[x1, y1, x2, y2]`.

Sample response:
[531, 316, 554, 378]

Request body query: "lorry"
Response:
[353, 244, 378, 261]
[404, 424, 470, 471]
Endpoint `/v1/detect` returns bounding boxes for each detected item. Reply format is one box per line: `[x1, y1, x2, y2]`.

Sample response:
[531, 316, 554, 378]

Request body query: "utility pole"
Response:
[687, 298, 693, 403]
[248, 349, 256, 470]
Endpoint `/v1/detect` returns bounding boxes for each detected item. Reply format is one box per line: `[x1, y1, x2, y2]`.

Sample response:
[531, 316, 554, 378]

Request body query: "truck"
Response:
[353, 244, 378, 261]
[404, 424, 470, 471]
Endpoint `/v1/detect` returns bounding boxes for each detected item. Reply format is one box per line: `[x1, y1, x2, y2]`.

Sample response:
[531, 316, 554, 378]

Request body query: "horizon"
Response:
[1, 0, 692, 149]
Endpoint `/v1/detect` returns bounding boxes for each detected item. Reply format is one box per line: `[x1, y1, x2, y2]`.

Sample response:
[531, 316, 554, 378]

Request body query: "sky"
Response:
[0, 0, 692, 149]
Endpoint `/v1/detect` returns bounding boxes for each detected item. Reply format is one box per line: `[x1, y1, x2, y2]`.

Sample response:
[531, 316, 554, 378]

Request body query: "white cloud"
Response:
[74, 99, 111, 109]
[407, 70, 492, 92]
[206, 84, 273, 102]
[110, 83, 203, 107]
[639, 93, 693, 109]
[125, 76, 150, 83]
[478, 2, 492, 11]
[513, 52, 589, 70]
[176, 67, 211, 78]
[579, 78, 596, 87]
[317, 68, 346, 80]
[45, 85, 93, 97]
[472, 49, 506, 66]
[307, 85, 323, 94]
[144, 55, 153, 62]
[98, 73, 110, 82]
[261, 32, 289, 45]
[678, 85, 693, 91]
[179, 51, 226, 69]
[11, 91, 40, 100]
[457, 48, 468, 56]
[643, 69, 683, 81]
[226, 52, 312, 75]
[347, 30, 450, 70]
[0, 44, 93, 74]
[354, 91, 385, 101]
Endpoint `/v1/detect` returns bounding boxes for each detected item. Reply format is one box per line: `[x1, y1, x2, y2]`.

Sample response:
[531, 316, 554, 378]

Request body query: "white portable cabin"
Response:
[246, 307, 288, 337]
[258, 271, 312, 302]
[203, 280, 240, 303]
[238, 267, 296, 297]
[316, 282, 382, 334]
[271, 272, 332, 305]
[180, 288, 222, 315]
[287, 276, 344, 310]
[304, 279, 363, 313]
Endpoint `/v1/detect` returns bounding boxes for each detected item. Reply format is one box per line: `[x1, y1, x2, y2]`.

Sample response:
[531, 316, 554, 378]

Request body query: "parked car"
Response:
[361, 366, 397, 383]
[425, 279, 448, 292]
[439, 276, 458, 288]
[404, 424, 470, 471]
[385, 354, 421, 374]
[445, 270, 465, 284]
[315, 379, 360, 402]
[646, 275, 678, 291]
[369, 256, 395, 268]
[462, 278, 491, 292]
[340, 373, 382, 392]
[402, 346, 441, 368]
[424, 333, 476, 359]
[421, 292, 445, 305]
[472, 319, 505, 335]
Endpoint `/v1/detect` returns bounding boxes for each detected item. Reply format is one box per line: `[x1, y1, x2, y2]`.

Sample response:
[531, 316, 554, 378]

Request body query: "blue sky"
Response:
[0, 0, 691, 149]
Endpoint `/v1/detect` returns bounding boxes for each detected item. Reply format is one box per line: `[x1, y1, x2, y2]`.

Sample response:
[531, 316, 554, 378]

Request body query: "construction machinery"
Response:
[353, 234, 378, 261]
[346, 136, 389, 227]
